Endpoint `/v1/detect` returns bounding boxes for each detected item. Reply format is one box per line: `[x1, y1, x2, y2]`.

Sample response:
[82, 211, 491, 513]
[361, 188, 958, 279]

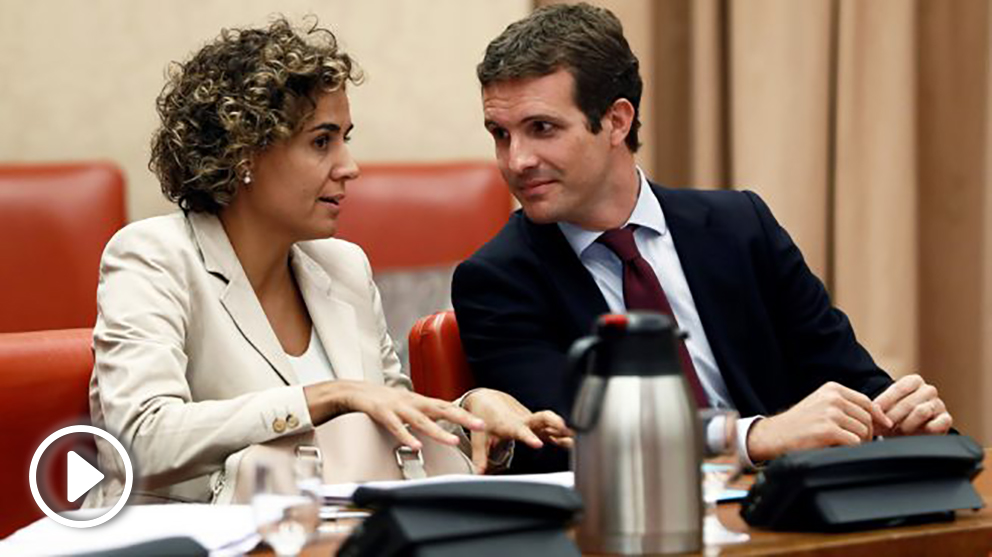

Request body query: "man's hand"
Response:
[746, 382, 893, 462]
[461, 389, 574, 474]
[873, 374, 952, 436]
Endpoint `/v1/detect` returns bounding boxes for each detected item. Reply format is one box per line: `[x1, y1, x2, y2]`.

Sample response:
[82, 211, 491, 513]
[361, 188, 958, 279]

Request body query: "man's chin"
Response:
[520, 205, 559, 225]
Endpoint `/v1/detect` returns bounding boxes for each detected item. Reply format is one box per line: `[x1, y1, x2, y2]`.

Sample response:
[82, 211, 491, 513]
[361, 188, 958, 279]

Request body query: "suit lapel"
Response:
[523, 216, 608, 335]
[291, 246, 365, 381]
[187, 212, 299, 386]
[653, 185, 752, 408]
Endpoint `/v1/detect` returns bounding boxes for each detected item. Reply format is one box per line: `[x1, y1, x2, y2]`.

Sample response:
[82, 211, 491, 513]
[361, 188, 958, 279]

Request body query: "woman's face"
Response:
[232, 89, 359, 242]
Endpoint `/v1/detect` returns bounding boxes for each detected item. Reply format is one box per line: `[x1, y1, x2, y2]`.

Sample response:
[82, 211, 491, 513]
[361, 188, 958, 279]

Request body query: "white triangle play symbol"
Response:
[67, 451, 104, 503]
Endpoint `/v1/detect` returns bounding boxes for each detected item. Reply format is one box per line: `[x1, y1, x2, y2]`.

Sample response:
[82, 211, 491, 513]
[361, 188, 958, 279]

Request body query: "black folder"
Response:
[337, 480, 582, 557]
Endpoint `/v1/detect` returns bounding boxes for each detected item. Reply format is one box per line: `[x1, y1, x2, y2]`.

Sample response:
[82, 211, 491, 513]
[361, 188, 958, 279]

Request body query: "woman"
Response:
[84, 17, 571, 507]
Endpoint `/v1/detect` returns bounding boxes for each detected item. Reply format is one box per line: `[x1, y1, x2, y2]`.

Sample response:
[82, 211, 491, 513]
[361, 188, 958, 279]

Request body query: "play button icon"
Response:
[66, 450, 105, 503]
[29, 425, 133, 528]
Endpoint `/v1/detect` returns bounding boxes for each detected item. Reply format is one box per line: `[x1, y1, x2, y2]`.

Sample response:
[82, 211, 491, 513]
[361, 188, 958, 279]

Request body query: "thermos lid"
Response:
[591, 311, 683, 377]
[596, 312, 676, 336]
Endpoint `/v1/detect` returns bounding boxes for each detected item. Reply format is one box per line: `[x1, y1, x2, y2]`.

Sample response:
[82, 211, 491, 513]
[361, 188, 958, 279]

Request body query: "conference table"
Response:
[265, 449, 992, 556]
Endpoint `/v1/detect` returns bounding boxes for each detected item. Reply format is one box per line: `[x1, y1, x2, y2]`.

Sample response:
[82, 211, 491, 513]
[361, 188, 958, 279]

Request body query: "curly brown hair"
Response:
[150, 16, 362, 214]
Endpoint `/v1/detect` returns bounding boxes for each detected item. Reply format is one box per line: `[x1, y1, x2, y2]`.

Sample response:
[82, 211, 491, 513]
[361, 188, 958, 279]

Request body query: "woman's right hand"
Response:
[303, 380, 485, 449]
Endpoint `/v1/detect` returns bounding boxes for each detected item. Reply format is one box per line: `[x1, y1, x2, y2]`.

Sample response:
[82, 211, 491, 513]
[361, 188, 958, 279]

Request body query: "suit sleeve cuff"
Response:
[270, 385, 312, 438]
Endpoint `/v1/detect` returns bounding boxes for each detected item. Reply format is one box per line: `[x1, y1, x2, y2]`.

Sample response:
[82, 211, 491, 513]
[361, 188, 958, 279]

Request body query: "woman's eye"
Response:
[343, 133, 352, 144]
[313, 135, 330, 149]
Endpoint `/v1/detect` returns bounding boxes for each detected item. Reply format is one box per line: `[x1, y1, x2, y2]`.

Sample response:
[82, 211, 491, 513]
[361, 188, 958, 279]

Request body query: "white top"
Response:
[558, 169, 762, 465]
[287, 328, 336, 385]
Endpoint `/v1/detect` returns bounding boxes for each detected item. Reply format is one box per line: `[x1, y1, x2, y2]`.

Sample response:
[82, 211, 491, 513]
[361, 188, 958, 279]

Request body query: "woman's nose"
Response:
[333, 146, 360, 182]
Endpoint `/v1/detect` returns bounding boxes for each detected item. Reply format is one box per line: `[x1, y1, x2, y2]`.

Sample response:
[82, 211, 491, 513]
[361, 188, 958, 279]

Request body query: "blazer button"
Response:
[287, 414, 300, 429]
[273, 417, 287, 434]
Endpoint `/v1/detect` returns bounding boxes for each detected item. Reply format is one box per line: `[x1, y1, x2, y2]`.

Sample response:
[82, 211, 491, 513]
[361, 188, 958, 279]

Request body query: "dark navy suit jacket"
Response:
[452, 183, 893, 472]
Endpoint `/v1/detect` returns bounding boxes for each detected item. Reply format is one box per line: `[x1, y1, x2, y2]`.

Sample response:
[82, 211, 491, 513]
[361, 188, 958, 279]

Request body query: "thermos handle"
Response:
[566, 336, 605, 433]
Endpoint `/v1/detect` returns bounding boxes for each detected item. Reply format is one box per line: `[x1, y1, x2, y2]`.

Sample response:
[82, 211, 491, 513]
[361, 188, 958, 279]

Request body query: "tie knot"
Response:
[597, 226, 641, 262]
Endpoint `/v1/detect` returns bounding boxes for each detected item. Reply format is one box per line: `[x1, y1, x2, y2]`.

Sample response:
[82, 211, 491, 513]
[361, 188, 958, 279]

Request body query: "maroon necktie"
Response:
[597, 226, 709, 407]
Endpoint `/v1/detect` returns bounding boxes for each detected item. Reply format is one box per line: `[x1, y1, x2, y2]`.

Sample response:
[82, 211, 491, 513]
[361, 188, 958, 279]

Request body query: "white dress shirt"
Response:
[558, 169, 761, 465]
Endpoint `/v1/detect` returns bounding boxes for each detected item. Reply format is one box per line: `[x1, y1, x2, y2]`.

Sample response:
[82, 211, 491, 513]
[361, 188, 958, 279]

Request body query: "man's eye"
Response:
[533, 121, 554, 134]
[489, 128, 508, 141]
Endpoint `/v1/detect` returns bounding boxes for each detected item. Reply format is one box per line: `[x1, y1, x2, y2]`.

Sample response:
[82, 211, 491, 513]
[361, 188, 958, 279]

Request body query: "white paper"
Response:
[320, 471, 576, 503]
[319, 469, 746, 504]
[0, 504, 259, 556]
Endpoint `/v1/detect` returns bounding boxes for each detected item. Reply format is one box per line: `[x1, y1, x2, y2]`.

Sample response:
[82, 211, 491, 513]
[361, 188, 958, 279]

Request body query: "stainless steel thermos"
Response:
[569, 312, 703, 555]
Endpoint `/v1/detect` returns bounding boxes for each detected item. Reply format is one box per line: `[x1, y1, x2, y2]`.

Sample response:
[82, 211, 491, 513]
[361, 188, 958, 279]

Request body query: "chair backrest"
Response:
[408, 311, 474, 401]
[0, 162, 126, 333]
[334, 162, 511, 271]
[0, 328, 94, 537]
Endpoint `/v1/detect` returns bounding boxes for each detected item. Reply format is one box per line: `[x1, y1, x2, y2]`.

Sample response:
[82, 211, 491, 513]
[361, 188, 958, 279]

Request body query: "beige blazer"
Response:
[84, 211, 410, 506]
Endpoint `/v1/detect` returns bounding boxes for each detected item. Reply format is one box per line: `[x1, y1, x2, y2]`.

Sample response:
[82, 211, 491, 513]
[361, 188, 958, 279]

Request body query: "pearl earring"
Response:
[243, 171, 252, 185]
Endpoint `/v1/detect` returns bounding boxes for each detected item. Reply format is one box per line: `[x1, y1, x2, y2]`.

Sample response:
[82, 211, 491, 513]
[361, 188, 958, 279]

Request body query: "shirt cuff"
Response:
[736, 415, 764, 470]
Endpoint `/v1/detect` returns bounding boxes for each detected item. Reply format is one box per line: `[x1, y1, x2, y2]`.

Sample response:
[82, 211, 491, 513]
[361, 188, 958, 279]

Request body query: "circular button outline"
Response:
[29, 425, 133, 528]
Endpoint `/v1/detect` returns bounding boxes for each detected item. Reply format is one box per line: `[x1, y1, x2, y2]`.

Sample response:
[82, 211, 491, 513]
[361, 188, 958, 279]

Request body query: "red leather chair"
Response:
[334, 162, 511, 271]
[0, 328, 95, 537]
[408, 311, 474, 401]
[0, 162, 126, 333]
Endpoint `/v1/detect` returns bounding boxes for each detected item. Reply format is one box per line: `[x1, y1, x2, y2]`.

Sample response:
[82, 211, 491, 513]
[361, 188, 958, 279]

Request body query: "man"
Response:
[452, 2, 952, 473]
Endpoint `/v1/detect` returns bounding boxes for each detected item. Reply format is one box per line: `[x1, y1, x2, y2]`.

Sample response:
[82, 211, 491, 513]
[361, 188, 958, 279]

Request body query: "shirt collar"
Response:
[558, 167, 668, 257]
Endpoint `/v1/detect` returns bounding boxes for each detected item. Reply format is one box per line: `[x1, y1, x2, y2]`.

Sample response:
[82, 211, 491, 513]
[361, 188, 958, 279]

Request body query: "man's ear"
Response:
[605, 98, 635, 148]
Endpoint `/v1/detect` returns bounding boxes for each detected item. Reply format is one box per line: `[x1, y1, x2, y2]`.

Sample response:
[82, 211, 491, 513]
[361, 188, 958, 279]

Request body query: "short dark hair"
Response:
[150, 17, 362, 214]
[477, 2, 642, 152]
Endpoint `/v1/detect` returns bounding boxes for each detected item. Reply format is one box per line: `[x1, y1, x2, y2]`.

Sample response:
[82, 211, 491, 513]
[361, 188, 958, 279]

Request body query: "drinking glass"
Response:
[698, 409, 750, 549]
[252, 462, 320, 557]
[699, 408, 743, 506]
[293, 456, 323, 506]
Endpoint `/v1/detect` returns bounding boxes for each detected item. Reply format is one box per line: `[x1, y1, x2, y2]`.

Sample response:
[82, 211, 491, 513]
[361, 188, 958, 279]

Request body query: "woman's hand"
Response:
[304, 380, 484, 449]
[461, 388, 574, 474]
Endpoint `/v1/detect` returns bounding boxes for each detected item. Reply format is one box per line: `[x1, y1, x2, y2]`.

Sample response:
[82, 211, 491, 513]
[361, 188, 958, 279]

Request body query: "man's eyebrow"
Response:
[484, 114, 560, 129]
[521, 113, 560, 124]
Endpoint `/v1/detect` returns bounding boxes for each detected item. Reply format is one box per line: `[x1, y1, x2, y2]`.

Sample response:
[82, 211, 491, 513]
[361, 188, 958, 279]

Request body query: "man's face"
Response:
[482, 69, 615, 227]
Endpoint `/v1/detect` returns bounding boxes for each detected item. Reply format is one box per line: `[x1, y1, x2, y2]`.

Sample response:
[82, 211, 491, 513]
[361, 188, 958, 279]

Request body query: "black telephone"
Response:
[338, 480, 583, 557]
[741, 434, 985, 531]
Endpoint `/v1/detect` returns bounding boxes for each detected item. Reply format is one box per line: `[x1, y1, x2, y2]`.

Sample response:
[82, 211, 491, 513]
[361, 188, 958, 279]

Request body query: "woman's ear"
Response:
[236, 158, 254, 186]
[605, 98, 635, 148]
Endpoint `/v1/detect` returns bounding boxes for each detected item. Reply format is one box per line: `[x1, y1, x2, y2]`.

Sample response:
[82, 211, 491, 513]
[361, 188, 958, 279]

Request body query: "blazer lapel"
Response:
[523, 216, 609, 336]
[187, 212, 299, 386]
[290, 246, 365, 381]
[653, 185, 755, 409]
